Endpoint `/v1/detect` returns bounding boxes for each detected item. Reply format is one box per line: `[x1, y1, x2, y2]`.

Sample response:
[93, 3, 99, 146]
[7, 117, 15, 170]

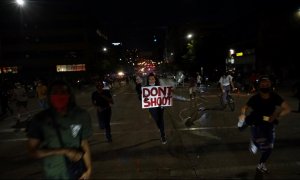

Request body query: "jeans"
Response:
[251, 124, 275, 163]
[149, 107, 165, 138]
[222, 85, 231, 104]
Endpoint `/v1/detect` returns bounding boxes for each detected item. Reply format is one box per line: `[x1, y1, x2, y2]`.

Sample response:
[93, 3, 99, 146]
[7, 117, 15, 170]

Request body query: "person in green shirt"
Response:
[27, 79, 93, 179]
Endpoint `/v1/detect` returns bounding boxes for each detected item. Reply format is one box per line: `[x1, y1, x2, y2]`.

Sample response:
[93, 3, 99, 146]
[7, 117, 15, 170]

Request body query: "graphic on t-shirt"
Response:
[70, 124, 82, 138]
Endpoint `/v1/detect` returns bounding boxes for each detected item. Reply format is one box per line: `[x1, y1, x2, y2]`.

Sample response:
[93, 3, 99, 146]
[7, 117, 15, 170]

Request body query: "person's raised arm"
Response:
[230, 76, 235, 90]
[239, 104, 249, 121]
[270, 101, 291, 122]
[218, 77, 224, 93]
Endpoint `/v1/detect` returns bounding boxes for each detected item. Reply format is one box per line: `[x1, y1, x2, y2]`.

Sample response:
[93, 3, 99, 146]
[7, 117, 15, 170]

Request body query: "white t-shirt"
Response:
[197, 75, 202, 83]
[219, 75, 233, 86]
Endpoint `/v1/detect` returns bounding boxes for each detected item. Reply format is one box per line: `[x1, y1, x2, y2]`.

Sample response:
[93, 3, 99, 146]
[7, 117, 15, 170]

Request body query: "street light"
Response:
[187, 33, 193, 39]
[15, 0, 25, 7]
[229, 49, 235, 56]
[296, 8, 300, 18]
[103, 47, 107, 52]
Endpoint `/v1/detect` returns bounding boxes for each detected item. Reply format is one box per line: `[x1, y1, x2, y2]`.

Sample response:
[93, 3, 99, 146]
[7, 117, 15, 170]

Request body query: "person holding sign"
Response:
[145, 73, 167, 144]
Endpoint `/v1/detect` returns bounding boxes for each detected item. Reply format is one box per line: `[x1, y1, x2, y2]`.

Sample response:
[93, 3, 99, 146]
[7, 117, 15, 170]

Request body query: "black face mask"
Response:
[260, 87, 271, 93]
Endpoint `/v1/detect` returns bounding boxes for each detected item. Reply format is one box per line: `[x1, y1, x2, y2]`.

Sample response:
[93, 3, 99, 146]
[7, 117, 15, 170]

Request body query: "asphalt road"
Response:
[0, 80, 299, 179]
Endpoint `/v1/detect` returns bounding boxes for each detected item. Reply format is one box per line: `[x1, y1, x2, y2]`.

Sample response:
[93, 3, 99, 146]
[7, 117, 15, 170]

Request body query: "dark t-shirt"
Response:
[246, 92, 283, 125]
[91, 90, 112, 109]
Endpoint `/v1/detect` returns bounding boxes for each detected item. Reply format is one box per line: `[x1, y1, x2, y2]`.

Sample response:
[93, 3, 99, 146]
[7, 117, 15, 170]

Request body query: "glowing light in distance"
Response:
[16, 0, 25, 6]
[187, 34, 193, 39]
[118, 71, 124, 76]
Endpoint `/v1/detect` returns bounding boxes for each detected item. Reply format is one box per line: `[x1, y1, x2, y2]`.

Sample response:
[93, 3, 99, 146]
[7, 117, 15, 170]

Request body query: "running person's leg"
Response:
[251, 125, 274, 173]
[227, 90, 235, 111]
[149, 108, 167, 143]
[259, 125, 275, 170]
[222, 85, 230, 105]
[103, 108, 112, 142]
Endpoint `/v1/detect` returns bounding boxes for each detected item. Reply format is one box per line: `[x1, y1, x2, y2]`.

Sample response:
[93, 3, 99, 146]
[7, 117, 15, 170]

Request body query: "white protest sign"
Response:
[141, 86, 173, 109]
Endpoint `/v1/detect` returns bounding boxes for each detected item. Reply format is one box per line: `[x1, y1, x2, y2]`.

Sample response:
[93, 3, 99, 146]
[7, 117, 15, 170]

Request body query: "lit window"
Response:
[0, 66, 18, 74]
[56, 64, 86, 72]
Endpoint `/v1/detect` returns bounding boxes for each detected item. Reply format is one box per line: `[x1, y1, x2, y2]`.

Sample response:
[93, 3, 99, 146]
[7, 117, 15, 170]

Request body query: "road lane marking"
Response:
[2, 109, 41, 121]
[0, 138, 28, 142]
[172, 162, 300, 176]
[92, 122, 130, 126]
[178, 126, 236, 131]
[179, 107, 189, 122]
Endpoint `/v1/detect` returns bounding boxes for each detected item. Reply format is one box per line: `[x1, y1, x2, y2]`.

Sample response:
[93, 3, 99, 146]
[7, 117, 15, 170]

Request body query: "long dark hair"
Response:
[146, 73, 160, 86]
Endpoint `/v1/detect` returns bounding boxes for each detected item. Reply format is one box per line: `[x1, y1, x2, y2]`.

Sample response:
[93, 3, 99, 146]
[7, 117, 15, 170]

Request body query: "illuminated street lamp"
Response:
[296, 8, 300, 17]
[187, 33, 193, 39]
[15, 0, 25, 7]
[229, 49, 235, 56]
[103, 47, 107, 52]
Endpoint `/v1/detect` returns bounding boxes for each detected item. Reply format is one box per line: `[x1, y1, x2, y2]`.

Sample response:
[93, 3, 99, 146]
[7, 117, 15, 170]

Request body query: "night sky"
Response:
[0, 0, 256, 48]
[1, 0, 299, 78]
[92, 0, 258, 51]
[84, 0, 298, 51]
[0, 0, 299, 51]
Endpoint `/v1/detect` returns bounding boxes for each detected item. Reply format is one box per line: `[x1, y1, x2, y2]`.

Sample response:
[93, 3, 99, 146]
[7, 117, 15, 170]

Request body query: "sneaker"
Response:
[198, 107, 206, 111]
[249, 140, 257, 154]
[237, 119, 248, 131]
[161, 137, 167, 144]
[237, 119, 245, 128]
[256, 163, 269, 174]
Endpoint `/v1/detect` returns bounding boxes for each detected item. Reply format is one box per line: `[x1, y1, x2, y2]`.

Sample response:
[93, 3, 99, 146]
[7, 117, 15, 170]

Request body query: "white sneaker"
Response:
[257, 163, 269, 173]
[237, 119, 245, 128]
[249, 140, 257, 154]
[161, 137, 167, 144]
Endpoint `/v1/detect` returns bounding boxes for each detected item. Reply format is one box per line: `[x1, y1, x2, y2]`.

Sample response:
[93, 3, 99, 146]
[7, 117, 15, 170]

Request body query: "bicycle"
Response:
[220, 88, 236, 111]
